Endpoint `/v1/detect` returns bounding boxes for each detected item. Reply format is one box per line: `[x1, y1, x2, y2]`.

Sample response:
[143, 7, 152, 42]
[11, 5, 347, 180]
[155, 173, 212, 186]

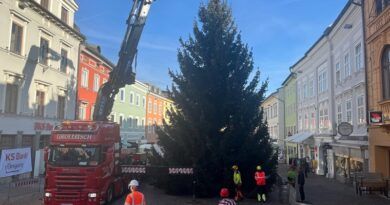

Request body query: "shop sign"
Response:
[54, 134, 93, 141]
[369, 111, 383, 124]
[338, 122, 353, 136]
[34, 122, 54, 131]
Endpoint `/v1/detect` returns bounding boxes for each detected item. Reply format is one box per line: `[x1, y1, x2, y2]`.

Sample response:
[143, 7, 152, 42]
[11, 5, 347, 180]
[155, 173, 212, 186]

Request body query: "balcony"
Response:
[379, 100, 390, 123]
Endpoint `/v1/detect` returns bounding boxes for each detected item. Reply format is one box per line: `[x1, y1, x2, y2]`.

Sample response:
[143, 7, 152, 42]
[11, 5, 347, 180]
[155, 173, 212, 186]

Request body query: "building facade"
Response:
[364, 0, 390, 178]
[282, 73, 298, 163]
[76, 44, 113, 120]
[0, 0, 83, 180]
[262, 90, 285, 152]
[111, 80, 148, 146]
[290, 1, 367, 176]
[145, 85, 164, 144]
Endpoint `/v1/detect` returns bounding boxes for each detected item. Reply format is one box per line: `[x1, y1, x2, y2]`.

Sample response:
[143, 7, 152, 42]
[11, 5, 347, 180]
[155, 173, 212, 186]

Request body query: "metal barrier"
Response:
[1, 177, 43, 205]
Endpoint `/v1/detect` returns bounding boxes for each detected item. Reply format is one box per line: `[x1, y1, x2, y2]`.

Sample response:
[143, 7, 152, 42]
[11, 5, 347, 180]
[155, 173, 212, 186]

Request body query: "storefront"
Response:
[328, 143, 368, 183]
[285, 132, 314, 165]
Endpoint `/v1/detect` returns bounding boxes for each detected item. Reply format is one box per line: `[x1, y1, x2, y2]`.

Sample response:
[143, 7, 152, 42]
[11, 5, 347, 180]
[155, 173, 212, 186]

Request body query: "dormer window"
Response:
[41, 0, 49, 10]
[61, 7, 68, 24]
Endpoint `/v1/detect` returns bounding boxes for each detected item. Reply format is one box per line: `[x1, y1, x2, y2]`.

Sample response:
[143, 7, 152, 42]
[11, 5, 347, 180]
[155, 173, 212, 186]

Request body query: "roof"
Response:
[289, 0, 354, 70]
[83, 43, 116, 69]
[263, 91, 278, 103]
[281, 72, 295, 86]
[286, 132, 313, 143]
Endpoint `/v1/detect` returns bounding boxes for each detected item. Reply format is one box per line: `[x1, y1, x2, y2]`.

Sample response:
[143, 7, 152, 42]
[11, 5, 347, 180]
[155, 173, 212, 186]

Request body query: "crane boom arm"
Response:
[93, 0, 154, 121]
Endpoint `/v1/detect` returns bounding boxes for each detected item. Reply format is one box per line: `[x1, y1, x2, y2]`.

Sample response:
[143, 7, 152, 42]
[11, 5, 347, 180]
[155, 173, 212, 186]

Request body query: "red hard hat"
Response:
[220, 188, 229, 198]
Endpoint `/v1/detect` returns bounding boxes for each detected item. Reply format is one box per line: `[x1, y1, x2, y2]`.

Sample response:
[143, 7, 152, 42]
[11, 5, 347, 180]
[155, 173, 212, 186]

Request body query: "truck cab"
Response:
[44, 121, 124, 205]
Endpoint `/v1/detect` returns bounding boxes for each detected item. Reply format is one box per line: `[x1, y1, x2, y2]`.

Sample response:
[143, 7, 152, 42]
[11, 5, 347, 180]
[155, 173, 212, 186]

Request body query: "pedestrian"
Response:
[124, 179, 146, 205]
[232, 165, 244, 201]
[297, 166, 305, 202]
[287, 165, 296, 188]
[304, 157, 310, 178]
[254, 165, 267, 203]
[218, 188, 237, 205]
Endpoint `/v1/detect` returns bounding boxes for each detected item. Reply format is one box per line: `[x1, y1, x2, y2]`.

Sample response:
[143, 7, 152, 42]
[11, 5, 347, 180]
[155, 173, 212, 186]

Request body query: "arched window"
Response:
[383, 46, 390, 100]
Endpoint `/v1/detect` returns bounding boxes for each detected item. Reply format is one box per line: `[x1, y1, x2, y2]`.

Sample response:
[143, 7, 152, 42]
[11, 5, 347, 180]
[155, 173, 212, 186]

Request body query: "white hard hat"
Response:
[129, 180, 139, 188]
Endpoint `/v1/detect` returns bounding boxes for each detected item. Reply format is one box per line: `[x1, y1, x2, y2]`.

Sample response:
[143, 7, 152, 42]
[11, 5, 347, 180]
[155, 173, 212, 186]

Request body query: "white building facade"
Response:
[290, 1, 367, 177]
[0, 0, 83, 180]
[262, 90, 285, 154]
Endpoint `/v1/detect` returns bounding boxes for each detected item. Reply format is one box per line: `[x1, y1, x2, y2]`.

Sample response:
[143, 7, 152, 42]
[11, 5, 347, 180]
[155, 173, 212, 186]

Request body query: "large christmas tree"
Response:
[154, 0, 277, 197]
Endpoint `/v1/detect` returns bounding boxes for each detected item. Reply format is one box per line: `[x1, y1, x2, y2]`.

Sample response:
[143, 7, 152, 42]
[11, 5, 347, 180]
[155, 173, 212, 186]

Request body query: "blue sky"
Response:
[75, 0, 348, 94]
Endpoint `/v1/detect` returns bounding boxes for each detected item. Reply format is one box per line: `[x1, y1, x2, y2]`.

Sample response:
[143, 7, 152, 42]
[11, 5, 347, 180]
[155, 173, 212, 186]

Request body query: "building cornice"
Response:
[24, 0, 85, 41]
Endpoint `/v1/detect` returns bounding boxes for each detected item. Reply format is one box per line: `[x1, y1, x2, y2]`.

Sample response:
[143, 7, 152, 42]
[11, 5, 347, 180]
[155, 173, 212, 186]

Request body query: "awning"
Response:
[285, 132, 313, 143]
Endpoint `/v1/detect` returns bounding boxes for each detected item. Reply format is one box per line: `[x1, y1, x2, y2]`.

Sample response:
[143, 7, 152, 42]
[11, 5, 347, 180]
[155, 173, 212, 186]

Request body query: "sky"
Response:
[75, 0, 348, 95]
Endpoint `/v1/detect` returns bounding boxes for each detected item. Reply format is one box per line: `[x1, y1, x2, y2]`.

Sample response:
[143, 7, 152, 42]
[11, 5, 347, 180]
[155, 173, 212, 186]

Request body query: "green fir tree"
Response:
[154, 0, 278, 197]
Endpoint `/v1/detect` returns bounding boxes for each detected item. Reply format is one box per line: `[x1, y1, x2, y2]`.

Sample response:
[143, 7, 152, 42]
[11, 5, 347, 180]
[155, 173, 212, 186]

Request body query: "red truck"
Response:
[44, 121, 126, 205]
[43, 1, 154, 204]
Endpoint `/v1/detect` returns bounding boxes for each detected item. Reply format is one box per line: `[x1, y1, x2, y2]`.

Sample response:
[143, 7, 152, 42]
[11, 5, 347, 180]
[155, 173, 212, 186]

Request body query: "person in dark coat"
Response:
[297, 166, 305, 202]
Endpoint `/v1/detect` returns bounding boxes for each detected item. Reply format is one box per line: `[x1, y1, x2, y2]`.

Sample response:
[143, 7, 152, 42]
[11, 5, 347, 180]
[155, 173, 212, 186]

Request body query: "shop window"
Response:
[382, 46, 390, 100]
[22, 136, 33, 148]
[0, 135, 15, 149]
[39, 135, 50, 149]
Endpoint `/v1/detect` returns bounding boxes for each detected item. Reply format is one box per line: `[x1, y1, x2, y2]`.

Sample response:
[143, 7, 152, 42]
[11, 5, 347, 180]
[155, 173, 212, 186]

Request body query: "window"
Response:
[142, 97, 146, 108]
[324, 108, 329, 128]
[109, 114, 115, 122]
[357, 95, 365, 125]
[130, 92, 134, 104]
[148, 100, 152, 113]
[41, 0, 50, 9]
[90, 104, 95, 120]
[319, 109, 324, 128]
[133, 118, 138, 128]
[303, 83, 307, 99]
[81, 69, 88, 88]
[40, 38, 49, 66]
[382, 46, 390, 100]
[57, 96, 65, 120]
[141, 119, 145, 127]
[318, 71, 327, 93]
[298, 115, 302, 130]
[336, 62, 341, 84]
[148, 120, 152, 133]
[5, 84, 18, 114]
[119, 115, 124, 127]
[35, 91, 45, 117]
[308, 80, 314, 97]
[154, 101, 157, 114]
[344, 54, 351, 78]
[375, 0, 389, 15]
[61, 7, 68, 24]
[93, 74, 100, 92]
[0, 136, 15, 149]
[273, 103, 278, 117]
[136, 95, 140, 106]
[304, 114, 308, 129]
[60, 49, 68, 73]
[120, 89, 125, 102]
[346, 99, 352, 124]
[10, 22, 23, 55]
[337, 104, 342, 125]
[355, 43, 362, 71]
[159, 104, 163, 115]
[310, 112, 315, 130]
[78, 103, 86, 120]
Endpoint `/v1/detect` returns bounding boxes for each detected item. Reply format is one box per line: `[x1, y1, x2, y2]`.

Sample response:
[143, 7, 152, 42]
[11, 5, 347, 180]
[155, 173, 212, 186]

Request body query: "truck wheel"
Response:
[106, 185, 114, 204]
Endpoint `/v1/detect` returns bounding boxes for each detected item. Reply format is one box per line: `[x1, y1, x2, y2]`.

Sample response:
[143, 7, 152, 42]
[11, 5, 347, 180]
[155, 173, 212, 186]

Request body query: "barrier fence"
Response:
[0, 177, 43, 205]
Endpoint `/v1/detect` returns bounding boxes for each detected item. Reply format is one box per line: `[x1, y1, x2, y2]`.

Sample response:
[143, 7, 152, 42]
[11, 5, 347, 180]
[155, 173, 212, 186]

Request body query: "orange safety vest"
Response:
[254, 171, 266, 186]
[125, 191, 145, 205]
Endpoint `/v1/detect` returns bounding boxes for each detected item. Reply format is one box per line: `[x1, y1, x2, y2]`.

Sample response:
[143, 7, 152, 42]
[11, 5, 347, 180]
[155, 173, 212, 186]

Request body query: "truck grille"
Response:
[55, 192, 81, 201]
[55, 173, 87, 190]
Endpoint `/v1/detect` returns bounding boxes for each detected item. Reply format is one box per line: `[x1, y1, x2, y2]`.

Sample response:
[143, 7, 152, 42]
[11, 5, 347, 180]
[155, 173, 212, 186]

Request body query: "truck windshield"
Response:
[49, 146, 101, 167]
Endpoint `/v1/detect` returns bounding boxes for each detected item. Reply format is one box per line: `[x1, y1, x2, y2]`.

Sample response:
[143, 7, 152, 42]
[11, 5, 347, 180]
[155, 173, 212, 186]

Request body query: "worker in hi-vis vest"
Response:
[124, 180, 146, 205]
[254, 165, 267, 203]
[232, 165, 243, 201]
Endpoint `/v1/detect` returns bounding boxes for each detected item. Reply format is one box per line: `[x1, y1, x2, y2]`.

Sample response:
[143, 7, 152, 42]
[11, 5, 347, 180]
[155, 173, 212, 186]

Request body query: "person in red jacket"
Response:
[254, 165, 267, 203]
